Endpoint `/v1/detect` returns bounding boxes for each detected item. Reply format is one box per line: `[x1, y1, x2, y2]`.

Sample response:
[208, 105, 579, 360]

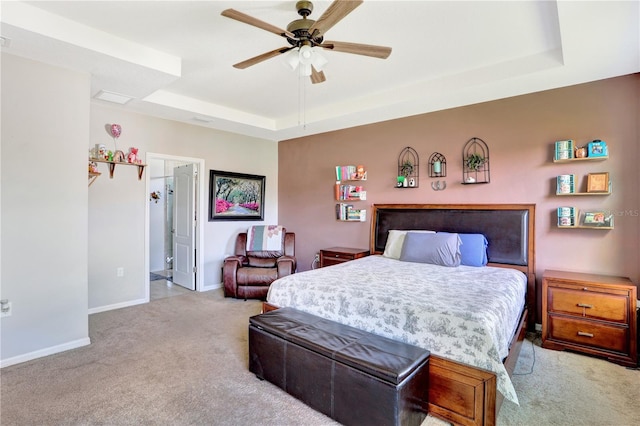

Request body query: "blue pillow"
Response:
[439, 232, 488, 267]
[399, 232, 461, 267]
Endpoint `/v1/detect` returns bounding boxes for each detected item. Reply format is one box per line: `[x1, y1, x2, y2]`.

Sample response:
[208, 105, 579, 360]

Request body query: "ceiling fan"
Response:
[221, 0, 392, 84]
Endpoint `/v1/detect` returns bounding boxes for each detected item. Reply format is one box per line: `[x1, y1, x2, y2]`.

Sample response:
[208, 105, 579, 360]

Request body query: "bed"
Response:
[265, 204, 536, 426]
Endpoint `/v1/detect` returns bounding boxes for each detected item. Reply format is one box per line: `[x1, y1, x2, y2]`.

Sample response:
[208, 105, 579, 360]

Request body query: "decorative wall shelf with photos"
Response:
[557, 207, 614, 230]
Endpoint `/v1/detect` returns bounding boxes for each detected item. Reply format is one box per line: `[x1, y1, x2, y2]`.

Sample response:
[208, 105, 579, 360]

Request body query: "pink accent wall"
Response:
[278, 74, 639, 322]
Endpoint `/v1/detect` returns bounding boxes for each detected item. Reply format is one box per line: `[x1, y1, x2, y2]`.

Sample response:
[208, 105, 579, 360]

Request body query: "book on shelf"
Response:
[335, 203, 366, 222]
[335, 165, 366, 181]
[335, 184, 366, 200]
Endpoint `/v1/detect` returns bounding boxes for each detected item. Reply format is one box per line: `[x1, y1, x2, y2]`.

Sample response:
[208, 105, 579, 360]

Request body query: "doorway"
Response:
[145, 153, 205, 302]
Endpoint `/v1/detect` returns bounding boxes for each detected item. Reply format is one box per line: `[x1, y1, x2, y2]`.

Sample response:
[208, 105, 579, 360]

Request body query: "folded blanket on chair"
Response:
[246, 225, 285, 252]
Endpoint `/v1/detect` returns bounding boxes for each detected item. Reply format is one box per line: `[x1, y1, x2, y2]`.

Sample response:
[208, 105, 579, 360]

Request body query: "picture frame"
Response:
[586, 172, 609, 193]
[587, 140, 608, 157]
[579, 210, 613, 227]
[208, 170, 265, 221]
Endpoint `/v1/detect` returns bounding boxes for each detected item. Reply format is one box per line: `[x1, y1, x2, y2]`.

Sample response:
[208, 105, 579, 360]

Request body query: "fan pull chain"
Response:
[297, 73, 307, 130]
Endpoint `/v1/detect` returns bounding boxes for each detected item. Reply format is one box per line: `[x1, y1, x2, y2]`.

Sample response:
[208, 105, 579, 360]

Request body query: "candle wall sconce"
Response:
[428, 152, 447, 178]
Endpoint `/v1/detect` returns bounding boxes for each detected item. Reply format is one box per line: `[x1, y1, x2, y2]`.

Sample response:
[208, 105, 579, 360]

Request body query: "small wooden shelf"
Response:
[553, 156, 608, 163]
[88, 171, 101, 187]
[91, 158, 146, 180]
[556, 191, 611, 196]
[557, 225, 614, 230]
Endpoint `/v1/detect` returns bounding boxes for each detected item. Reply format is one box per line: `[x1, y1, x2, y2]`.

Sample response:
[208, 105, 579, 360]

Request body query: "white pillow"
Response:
[382, 229, 435, 259]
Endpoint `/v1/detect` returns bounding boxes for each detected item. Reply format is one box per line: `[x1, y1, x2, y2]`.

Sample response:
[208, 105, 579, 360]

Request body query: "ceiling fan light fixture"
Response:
[310, 48, 328, 71]
[298, 45, 313, 64]
[300, 62, 313, 77]
[284, 45, 327, 75]
[285, 49, 301, 71]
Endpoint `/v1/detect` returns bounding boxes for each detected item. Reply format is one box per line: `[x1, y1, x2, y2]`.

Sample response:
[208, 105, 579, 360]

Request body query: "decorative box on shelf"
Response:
[557, 207, 577, 227]
[556, 174, 575, 194]
[554, 140, 574, 161]
[587, 140, 608, 158]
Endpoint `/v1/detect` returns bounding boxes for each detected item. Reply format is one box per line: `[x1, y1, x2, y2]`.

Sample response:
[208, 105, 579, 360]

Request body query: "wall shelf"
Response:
[553, 156, 608, 163]
[88, 171, 101, 187]
[556, 191, 611, 196]
[91, 158, 146, 180]
[557, 225, 614, 230]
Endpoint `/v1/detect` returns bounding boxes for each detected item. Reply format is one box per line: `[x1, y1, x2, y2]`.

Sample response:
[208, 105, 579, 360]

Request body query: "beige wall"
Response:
[88, 104, 278, 311]
[278, 74, 640, 322]
[1, 54, 90, 364]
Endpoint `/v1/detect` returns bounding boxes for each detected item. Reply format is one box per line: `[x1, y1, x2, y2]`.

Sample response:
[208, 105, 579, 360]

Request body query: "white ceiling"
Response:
[1, 1, 638, 141]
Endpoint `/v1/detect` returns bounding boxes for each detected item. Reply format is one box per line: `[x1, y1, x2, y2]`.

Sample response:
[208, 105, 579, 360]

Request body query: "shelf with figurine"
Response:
[89, 144, 146, 181]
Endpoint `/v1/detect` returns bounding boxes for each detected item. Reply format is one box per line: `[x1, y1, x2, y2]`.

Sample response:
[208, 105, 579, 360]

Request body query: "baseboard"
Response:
[201, 283, 222, 292]
[0, 337, 91, 368]
[88, 297, 147, 315]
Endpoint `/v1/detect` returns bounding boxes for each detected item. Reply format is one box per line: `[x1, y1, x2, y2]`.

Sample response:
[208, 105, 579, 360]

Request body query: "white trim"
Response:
[145, 153, 206, 299]
[88, 298, 147, 315]
[0, 337, 91, 368]
[202, 283, 223, 292]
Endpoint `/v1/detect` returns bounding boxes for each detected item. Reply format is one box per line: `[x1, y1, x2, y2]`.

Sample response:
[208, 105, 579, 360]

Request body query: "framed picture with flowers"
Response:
[208, 170, 265, 221]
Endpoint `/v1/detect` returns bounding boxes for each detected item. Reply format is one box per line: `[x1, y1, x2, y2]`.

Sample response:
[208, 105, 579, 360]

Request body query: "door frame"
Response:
[145, 152, 205, 301]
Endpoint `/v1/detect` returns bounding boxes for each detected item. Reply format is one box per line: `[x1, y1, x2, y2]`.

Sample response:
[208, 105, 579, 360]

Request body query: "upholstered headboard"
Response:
[371, 204, 534, 268]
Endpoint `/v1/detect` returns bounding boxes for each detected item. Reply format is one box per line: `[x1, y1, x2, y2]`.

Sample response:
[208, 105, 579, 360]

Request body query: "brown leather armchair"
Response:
[223, 230, 296, 300]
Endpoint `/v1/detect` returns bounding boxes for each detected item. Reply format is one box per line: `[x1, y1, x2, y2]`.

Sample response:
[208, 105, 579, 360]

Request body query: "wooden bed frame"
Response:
[264, 203, 536, 426]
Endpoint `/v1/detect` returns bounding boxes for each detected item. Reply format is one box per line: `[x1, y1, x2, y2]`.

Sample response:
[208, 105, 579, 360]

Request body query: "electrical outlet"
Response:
[0, 301, 12, 318]
[314, 253, 320, 263]
[117, 267, 124, 277]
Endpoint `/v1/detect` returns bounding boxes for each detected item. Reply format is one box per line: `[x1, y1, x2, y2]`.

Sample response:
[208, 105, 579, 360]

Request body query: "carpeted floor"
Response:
[1, 289, 638, 425]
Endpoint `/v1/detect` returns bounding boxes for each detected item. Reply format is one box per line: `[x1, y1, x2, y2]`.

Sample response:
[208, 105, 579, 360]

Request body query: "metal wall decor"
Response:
[428, 152, 447, 177]
[462, 137, 490, 184]
[396, 146, 419, 188]
[428, 152, 447, 191]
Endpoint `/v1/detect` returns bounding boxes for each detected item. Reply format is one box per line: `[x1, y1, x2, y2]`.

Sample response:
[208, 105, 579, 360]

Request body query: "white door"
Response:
[172, 163, 196, 290]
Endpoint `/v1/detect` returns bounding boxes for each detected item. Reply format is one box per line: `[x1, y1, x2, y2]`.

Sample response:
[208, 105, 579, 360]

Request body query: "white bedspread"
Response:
[267, 255, 527, 404]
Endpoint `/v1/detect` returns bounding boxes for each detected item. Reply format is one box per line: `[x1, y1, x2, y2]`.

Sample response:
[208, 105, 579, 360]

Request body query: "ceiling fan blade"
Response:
[233, 47, 295, 69]
[320, 41, 392, 59]
[308, 0, 363, 38]
[221, 9, 296, 39]
[310, 67, 326, 84]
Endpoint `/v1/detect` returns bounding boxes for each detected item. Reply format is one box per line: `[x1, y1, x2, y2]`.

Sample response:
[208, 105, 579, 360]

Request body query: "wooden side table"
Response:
[320, 247, 369, 268]
[541, 269, 638, 367]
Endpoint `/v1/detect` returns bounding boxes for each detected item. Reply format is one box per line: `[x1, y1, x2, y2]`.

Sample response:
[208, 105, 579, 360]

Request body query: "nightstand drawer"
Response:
[547, 286, 629, 323]
[548, 315, 629, 354]
[323, 251, 357, 261]
[320, 247, 369, 268]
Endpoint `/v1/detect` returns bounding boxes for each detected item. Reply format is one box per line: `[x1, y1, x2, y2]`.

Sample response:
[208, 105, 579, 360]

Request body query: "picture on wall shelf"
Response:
[579, 211, 613, 228]
[586, 172, 610, 193]
[209, 170, 265, 221]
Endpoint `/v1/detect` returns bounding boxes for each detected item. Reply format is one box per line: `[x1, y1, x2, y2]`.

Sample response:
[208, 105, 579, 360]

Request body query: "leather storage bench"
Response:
[249, 307, 429, 426]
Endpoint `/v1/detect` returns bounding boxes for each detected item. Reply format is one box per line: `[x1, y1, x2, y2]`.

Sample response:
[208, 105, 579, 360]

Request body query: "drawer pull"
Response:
[577, 331, 594, 338]
[577, 303, 593, 309]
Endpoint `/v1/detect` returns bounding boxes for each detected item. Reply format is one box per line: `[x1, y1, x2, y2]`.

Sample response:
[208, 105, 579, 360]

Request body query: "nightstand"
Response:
[319, 247, 369, 268]
[542, 269, 638, 367]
